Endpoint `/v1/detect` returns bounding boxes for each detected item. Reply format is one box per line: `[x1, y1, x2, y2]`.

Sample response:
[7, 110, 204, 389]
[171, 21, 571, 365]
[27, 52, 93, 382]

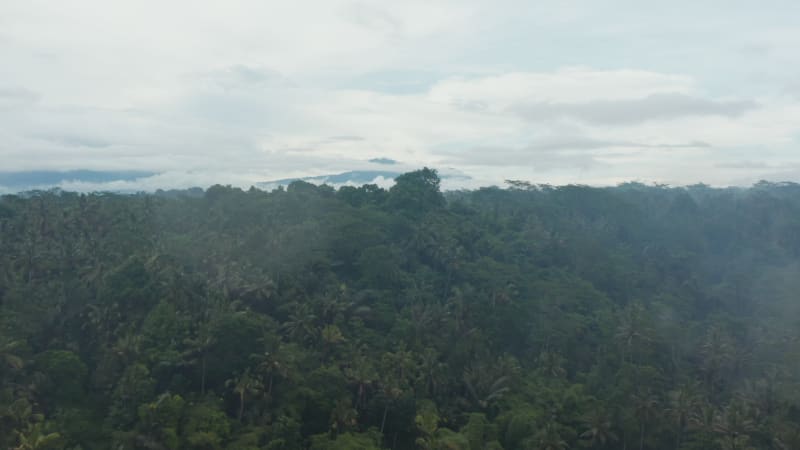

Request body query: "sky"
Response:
[2, 0, 800, 191]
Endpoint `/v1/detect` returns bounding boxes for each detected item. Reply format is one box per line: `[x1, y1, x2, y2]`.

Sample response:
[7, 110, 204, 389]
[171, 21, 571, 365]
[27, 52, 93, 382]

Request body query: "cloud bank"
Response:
[1, 0, 800, 190]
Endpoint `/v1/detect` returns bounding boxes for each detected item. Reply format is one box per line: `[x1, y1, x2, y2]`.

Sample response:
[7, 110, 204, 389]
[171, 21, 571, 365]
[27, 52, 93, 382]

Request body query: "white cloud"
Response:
[429, 68, 696, 106]
[1, 1, 800, 189]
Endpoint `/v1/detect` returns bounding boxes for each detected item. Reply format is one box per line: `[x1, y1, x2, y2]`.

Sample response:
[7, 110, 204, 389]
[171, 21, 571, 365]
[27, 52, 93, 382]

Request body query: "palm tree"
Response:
[713, 401, 755, 450]
[2, 399, 43, 433]
[632, 390, 659, 450]
[13, 423, 62, 450]
[112, 331, 141, 366]
[0, 337, 24, 373]
[344, 353, 376, 411]
[251, 349, 289, 400]
[282, 303, 318, 343]
[536, 422, 568, 450]
[81, 303, 121, 342]
[463, 366, 509, 410]
[330, 397, 358, 435]
[689, 401, 717, 448]
[536, 351, 566, 379]
[181, 331, 215, 395]
[378, 345, 415, 434]
[615, 303, 651, 365]
[416, 347, 446, 398]
[580, 408, 618, 448]
[407, 302, 446, 343]
[773, 422, 800, 450]
[666, 382, 700, 449]
[226, 369, 263, 422]
[318, 286, 353, 324]
[445, 285, 471, 333]
[382, 344, 416, 385]
[700, 326, 732, 397]
[739, 370, 780, 417]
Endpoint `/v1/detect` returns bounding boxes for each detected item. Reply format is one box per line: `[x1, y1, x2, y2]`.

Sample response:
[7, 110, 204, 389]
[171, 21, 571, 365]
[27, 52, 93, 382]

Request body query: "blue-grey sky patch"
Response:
[510, 93, 758, 125]
[33, 133, 112, 149]
[340, 70, 442, 94]
[715, 161, 773, 170]
[0, 87, 39, 109]
[205, 65, 295, 91]
[325, 135, 364, 142]
[368, 157, 398, 165]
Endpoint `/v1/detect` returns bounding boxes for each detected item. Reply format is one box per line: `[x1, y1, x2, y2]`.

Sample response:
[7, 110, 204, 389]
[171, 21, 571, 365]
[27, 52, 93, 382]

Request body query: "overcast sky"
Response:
[2, 0, 800, 190]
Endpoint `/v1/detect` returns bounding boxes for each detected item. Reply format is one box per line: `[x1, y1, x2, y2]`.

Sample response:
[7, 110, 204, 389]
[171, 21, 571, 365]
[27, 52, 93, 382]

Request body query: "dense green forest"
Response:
[1, 168, 799, 449]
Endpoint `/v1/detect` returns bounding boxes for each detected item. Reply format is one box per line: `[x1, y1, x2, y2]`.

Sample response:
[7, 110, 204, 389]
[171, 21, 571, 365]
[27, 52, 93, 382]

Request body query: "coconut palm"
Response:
[251, 349, 289, 399]
[632, 389, 659, 450]
[0, 337, 24, 373]
[580, 407, 618, 448]
[282, 303, 318, 343]
[13, 423, 62, 450]
[689, 401, 717, 448]
[226, 368, 263, 422]
[416, 347, 446, 398]
[713, 401, 755, 450]
[615, 302, 651, 364]
[536, 422, 568, 450]
[344, 353, 376, 411]
[700, 326, 732, 397]
[181, 330, 215, 395]
[330, 397, 358, 435]
[463, 366, 510, 410]
[666, 382, 700, 449]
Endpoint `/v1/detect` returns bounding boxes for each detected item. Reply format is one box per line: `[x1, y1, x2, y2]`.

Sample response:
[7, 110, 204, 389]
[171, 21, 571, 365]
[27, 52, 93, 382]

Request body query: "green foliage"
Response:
[33, 350, 87, 405]
[310, 429, 383, 450]
[109, 363, 155, 428]
[388, 168, 445, 215]
[1, 176, 800, 448]
[183, 403, 231, 449]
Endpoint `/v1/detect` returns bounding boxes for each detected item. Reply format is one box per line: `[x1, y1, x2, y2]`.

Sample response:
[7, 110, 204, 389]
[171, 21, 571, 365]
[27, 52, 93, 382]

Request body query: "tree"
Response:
[631, 390, 658, 450]
[388, 168, 445, 216]
[33, 350, 88, 406]
[282, 303, 319, 344]
[666, 383, 699, 450]
[713, 401, 755, 450]
[2, 174, 800, 449]
[345, 353, 377, 412]
[0, 338, 24, 372]
[615, 302, 651, 365]
[109, 363, 155, 428]
[463, 366, 510, 410]
[414, 400, 469, 450]
[416, 347, 446, 398]
[227, 369, 263, 422]
[700, 326, 732, 398]
[182, 329, 216, 396]
[579, 408, 617, 448]
[535, 422, 568, 450]
[13, 423, 62, 450]
[310, 430, 382, 450]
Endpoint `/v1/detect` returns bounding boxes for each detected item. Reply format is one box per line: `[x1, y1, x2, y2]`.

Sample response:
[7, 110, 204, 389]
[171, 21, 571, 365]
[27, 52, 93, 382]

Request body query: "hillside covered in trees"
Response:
[1, 169, 799, 450]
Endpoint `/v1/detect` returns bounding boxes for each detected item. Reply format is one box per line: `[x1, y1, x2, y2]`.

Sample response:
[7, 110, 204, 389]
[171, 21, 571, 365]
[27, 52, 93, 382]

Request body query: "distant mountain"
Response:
[257, 169, 472, 189]
[0, 170, 155, 190]
[257, 170, 401, 188]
